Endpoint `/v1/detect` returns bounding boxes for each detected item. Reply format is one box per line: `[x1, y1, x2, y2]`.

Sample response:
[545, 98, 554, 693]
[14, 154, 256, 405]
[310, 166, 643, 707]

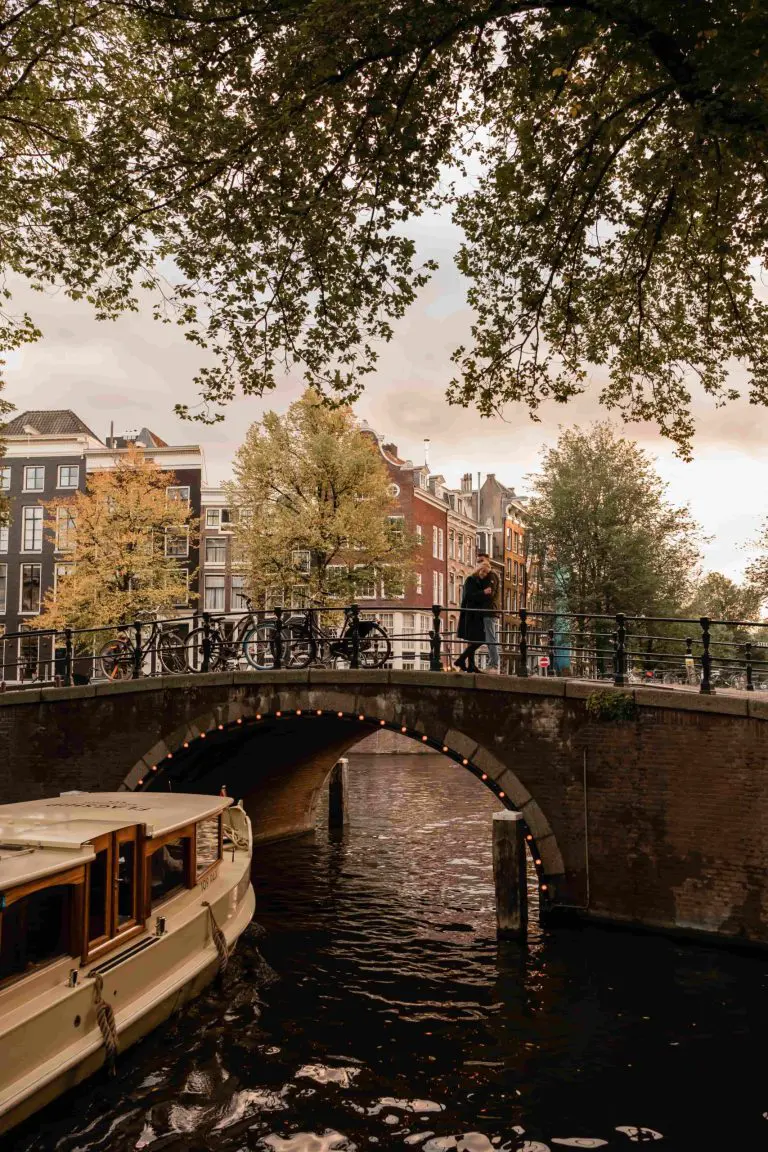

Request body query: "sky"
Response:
[3, 212, 766, 581]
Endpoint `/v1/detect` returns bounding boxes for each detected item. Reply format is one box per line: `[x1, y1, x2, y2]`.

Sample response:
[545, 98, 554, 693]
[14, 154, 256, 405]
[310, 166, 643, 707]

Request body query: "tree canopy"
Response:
[226, 389, 415, 605]
[525, 422, 703, 616]
[3, 1, 768, 454]
[38, 446, 195, 629]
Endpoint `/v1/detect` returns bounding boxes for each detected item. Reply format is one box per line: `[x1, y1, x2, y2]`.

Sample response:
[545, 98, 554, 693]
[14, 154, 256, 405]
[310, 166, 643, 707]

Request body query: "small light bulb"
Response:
[462, 758, 469, 766]
[481, 773, 488, 780]
[256, 713, 262, 720]
[499, 791, 505, 798]
[401, 726, 407, 733]
[421, 735, 428, 742]
[380, 719, 386, 726]
[358, 714, 365, 721]
[137, 778, 144, 786]
[183, 742, 189, 749]
[166, 752, 172, 759]
[296, 709, 302, 715]
[200, 732, 206, 739]
[535, 858, 542, 866]
[541, 883, 549, 892]
[218, 724, 224, 730]
[236, 718, 243, 725]
[276, 710, 282, 717]
[442, 746, 448, 753]
[526, 834, 533, 842]
[338, 711, 344, 718]
[317, 709, 323, 715]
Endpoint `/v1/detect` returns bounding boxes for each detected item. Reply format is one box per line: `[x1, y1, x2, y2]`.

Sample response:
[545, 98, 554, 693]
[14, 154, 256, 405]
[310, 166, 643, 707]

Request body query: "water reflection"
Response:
[6, 753, 768, 1151]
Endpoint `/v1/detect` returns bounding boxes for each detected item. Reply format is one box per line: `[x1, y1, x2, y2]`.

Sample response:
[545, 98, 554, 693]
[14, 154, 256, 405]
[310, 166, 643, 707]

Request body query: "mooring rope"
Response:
[202, 900, 229, 975]
[92, 973, 119, 1075]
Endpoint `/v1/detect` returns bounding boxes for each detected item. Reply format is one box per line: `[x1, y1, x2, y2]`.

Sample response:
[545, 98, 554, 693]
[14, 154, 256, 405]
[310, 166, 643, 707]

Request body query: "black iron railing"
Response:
[1, 605, 768, 695]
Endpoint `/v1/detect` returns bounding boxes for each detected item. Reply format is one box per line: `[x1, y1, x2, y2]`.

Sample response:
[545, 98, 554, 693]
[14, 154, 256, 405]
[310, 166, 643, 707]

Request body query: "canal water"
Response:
[7, 753, 768, 1151]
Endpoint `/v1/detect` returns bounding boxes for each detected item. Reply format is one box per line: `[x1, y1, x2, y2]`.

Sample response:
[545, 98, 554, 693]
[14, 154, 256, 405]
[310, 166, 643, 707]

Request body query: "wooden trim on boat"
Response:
[2, 865, 86, 908]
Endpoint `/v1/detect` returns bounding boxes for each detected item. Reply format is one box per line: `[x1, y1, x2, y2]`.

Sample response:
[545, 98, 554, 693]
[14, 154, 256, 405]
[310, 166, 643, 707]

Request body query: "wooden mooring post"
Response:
[492, 810, 528, 940]
[328, 757, 349, 828]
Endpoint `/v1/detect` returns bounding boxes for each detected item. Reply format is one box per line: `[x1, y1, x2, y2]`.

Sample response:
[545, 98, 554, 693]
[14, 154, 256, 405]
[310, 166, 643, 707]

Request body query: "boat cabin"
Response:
[0, 793, 233, 988]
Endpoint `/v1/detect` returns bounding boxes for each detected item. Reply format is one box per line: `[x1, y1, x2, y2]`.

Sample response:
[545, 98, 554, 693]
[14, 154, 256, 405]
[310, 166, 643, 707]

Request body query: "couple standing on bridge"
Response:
[454, 552, 501, 675]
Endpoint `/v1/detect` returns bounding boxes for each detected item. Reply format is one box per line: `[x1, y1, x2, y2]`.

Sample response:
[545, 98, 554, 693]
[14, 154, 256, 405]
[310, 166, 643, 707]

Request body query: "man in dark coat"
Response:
[455, 564, 489, 672]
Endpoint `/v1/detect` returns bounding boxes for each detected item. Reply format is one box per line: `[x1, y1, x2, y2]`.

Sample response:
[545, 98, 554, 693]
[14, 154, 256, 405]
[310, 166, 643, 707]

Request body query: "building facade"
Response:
[0, 411, 203, 680]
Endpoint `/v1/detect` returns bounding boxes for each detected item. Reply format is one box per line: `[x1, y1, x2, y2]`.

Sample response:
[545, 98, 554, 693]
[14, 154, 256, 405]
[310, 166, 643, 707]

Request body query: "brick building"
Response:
[0, 410, 203, 680]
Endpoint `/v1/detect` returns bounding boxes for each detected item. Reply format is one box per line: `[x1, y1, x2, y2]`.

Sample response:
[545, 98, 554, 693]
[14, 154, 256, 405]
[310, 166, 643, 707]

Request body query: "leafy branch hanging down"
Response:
[1, 1, 767, 454]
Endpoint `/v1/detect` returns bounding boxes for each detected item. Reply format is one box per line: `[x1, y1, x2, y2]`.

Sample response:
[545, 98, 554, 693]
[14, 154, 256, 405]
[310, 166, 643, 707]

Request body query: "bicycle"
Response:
[99, 616, 187, 680]
[184, 599, 262, 672]
[244, 605, 391, 670]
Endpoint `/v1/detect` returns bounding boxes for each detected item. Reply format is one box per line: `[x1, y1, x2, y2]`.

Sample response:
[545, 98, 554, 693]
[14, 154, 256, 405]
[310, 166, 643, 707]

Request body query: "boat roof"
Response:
[0, 793, 232, 892]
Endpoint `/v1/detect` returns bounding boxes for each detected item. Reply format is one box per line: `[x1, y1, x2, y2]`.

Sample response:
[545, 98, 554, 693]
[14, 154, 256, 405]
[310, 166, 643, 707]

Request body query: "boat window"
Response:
[116, 839, 136, 928]
[88, 846, 110, 943]
[0, 884, 73, 982]
[196, 816, 222, 878]
[150, 838, 188, 906]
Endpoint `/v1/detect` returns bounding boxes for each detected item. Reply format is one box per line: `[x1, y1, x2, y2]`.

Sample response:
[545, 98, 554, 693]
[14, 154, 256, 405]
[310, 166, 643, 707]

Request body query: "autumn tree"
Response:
[225, 391, 415, 607]
[38, 446, 196, 630]
[2, 3, 768, 454]
[526, 423, 703, 619]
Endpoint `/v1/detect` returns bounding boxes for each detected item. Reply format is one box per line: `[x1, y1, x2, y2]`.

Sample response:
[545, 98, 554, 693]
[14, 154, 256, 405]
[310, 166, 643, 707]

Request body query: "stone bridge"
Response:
[1, 669, 767, 949]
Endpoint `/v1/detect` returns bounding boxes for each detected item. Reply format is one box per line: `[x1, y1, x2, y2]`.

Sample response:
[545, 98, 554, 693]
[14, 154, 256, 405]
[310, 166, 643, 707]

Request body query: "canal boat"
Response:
[0, 790, 254, 1134]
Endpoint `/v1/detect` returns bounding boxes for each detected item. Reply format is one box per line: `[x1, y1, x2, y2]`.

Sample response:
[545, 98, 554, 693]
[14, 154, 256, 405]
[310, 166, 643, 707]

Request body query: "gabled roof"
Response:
[3, 409, 99, 439]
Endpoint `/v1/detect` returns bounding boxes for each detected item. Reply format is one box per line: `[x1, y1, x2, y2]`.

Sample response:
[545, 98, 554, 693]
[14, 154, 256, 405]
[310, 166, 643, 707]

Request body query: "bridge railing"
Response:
[2, 605, 768, 696]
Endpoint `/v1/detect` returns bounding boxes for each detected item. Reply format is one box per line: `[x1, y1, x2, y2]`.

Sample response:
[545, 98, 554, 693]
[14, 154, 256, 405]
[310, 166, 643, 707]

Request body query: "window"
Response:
[20, 564, 41, 613]
[432, 525, 439, 558]
[196, 816, 222, 878]
[290, 585, 308, 609]
[116, 833, 138, 929]
[325, 564, 348, 595]
[457, 535, 464, 562]
[0, 527, 7, 553]
[166, 486, 190, 505]
[448, 530, 455, 559]
[205, 508, 221, 529]
[439, 528, 445, 560]
[23, 466, 44, 492]
[149, 838, 188, 906]
[88, 843, 110, 945]
[171, 567, 190, 608]
[0, 564, 5, 613]
[466, 537, 474, 566]
[54, 563, 74, 596]
[0, 881, 76, 983]
[204, 574, 225, 611]
[56, 507, 76, 551]
[432, 570, 444, 605]
[387, 516, 405, 540]
[415, 524, 423, 541]
[291, 549, 311, 575]
[0, 466, 10, 491]
[448, 571, 456, 605]
[506, 527, 512, 550]
[165, 529, 189, 558]
[22, 507, 43, 552]
[231, 574, 248, 611]
[506, 558, 512, 581]
[416, 572, 423, 595]
[354, 565, 377, 599]
[58, 465, 79, 489]
[205, 536, 227, 565]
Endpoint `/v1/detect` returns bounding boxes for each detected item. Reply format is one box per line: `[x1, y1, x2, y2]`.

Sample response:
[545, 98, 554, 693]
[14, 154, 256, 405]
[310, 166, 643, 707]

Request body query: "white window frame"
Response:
[55, 507, 76, 552]
[415, 524, 423, 541]
[54, 562, 75, 597]
[204, 536, 227, 566]
[203, 573, 225, 612]
[165, 528, 190, 559]
[205, 508, 221, 529]
[23, 465, 45, 493]
[19, 562, 42, 614]
[0, 562, 6, 613]
[438, 527, 444, 560]
[166, 485, 191, 505]
[231, 573, 248, 612]
[381, 569, 405, 600]
[173, 567, 190, 608]
[57, 464, 80, 489]
[21, 506, 43, 553]
[354, 564, 377, 599]
[291, 548, 311, 575]
[432, 525, 439, 558]
[432, 570, 444, 605]
[0, 466, 10, 491]
[0, 526, 7, 554]
[416, 572, 423, 595]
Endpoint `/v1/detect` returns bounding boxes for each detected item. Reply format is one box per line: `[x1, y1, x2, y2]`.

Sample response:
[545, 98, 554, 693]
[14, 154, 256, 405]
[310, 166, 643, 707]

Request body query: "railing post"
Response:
[548, 627, 555, 677]
[613, 613, 626, 687]
[350, 604, 360, 669]
[201, 612, 212, 674]
[517, 608, 529, 677]
[272, 606, 283, 670]
[700, 616, 713, 694]
[132, 621, 143, 679]
[64, 628, 74, 688]
[429, 604, 442, 671]
[745, 641, 754, 692]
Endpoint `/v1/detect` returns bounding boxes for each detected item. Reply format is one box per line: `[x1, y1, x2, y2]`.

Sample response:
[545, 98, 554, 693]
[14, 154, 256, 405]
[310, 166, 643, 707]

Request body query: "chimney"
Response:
[423, 438, 431, 470]
[382, 441, 399, 458]
[461, 472, 472, 494]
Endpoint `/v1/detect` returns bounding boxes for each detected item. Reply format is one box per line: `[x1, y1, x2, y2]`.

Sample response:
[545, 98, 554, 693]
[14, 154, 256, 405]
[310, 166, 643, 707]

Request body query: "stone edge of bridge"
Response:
[0, 671, 764, 721]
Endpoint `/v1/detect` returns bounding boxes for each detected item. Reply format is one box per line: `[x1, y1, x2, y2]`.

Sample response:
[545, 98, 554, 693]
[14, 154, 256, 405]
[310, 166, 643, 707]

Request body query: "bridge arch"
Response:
[121, 686, 566, 907]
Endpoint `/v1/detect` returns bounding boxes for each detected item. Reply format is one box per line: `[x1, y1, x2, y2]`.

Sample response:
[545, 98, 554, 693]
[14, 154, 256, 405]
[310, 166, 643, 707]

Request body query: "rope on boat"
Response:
[92, 973, 119, 1075]
[203, 900, 229, 975]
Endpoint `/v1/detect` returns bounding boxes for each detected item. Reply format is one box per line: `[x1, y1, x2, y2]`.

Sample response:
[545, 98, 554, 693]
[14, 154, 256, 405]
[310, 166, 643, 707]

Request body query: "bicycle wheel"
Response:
[185, 627, 226, 673]
[243, 623, 282, 670]
[99, 638, 133, 681]
[358, 623, 392, 668]
[283, 620, 317, 668]
[158, 630, 187, 674]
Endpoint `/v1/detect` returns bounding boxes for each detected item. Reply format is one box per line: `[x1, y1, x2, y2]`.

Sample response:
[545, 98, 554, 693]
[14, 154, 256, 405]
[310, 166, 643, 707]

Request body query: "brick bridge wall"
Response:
[1, 669, 767, 949]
